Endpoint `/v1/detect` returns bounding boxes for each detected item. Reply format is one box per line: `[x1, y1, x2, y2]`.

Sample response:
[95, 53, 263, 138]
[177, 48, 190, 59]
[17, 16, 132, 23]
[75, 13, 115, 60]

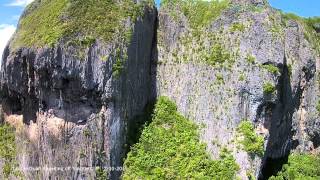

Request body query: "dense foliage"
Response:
[123, 96, 239, 179]
[205, 43, 232, 66]
[95, 167, 108, 180]
[230, 22, 246, 32]
[246, 54, 256, 64]
[262, 64, 280, 75]
[0, 123, 18, 178]
[13, 0, 151, 48]
[270, 153, 320, 180]
[263, 82, 276, 95]
[237, 120, 264, 157]
[162, 0, 229, 29]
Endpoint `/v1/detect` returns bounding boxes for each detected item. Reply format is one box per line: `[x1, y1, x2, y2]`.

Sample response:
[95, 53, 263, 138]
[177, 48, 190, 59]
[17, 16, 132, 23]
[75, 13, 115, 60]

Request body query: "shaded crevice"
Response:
[124, 101, 155, 155]
[22, 53, 39, 124]
[110, 6, 159, 180]
[255, 101, 275, 124]
[258, 53, 316, 179]
[0, 51, 39, 125]
[150, 9, 159, 100]
[0, 86, 22, 115]
[310, 132, 320, 148]
[260, 156, 288, 179]
[120, 7, 159, 178]
[306, 118, 320, 149]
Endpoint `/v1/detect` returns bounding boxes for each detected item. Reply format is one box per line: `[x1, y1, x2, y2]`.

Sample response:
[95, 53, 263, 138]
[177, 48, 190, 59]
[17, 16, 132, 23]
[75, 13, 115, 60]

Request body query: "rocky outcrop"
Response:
[0, 0, 319, 179]
[0, 1, 157, 179]
[156, 0, 319, 179]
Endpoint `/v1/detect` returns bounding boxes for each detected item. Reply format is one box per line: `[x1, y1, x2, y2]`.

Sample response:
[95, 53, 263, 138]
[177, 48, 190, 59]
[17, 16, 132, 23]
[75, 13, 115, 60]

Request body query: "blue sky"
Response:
[0, 0, 319, 59]
[0, 0, 33, 59]
[269, 0, 320, 17]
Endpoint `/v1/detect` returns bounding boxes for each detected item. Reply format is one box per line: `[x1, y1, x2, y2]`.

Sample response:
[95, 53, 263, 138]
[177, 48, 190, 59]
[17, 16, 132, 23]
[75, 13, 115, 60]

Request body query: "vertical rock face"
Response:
[0, 1, 157, 179]
[0, 0, 319, 179]
[156, 0, 319, 179]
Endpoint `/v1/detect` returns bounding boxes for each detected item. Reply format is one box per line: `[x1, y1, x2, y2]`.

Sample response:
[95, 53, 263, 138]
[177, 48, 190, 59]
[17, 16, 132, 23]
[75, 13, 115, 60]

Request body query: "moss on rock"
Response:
[162, 0, 229, 29]
[12, 0, 153, 48]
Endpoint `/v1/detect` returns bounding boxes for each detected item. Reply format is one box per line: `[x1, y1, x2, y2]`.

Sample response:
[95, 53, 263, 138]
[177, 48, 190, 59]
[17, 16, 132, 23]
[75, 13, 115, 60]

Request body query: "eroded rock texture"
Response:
[0, 0, 319, 180]
[0, 3, 157, 180]
[156, 0, 319, 179]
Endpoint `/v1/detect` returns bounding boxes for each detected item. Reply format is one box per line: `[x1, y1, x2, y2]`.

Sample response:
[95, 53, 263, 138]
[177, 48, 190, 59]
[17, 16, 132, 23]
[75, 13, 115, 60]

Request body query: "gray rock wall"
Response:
[156, 1, 319, 179]
[0, 6, 157, 180]
[0, 0, 319, 180]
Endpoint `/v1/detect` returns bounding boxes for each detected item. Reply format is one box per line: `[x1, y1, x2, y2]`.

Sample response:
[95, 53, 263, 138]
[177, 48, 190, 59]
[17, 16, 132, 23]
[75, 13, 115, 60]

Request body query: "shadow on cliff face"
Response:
[259, 54, 316, 179]
[259, 57, 293, 179]
[0, 50, 39, 125]
[124, 14, 159, 152]
[111, 7, 159, 180]
[310, 132, 320, 148]
[1, 50, 103, 126]
[125, 101, 155, 153]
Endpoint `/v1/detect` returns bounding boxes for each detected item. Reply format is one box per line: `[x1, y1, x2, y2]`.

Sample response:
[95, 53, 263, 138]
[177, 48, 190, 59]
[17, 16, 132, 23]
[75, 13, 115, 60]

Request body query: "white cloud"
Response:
[7, 0, 34, 7]
[0, 24, 16, 61]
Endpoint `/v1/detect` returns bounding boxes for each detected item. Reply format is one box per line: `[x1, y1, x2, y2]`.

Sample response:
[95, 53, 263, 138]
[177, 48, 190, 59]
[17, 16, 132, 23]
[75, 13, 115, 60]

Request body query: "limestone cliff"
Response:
[156, 0, 319, 179]
[0, 0, 157, 179]
[0, 0, 319, 179]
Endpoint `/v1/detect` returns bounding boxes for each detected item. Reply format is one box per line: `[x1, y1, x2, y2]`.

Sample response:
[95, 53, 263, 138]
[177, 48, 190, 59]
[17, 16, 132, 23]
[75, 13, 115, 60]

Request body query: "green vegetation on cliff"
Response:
[123, 96, 239, 179]
[237, 120, 264, 157]
[282, 13, 320, 55]
[316, 100, 320, 114]
[0, 123, 19, 178]
[262, 64, 280, 75]
[13, 0, 151, 48]
[230, 22, 246, 32]
[263, 82, 276, 95]
[270, 153, 320, 180]
[162, 0, 229, 29]
[246, 54, 256, 64]
[95, 167, 108, 180]
[205, 43, 232, 66]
